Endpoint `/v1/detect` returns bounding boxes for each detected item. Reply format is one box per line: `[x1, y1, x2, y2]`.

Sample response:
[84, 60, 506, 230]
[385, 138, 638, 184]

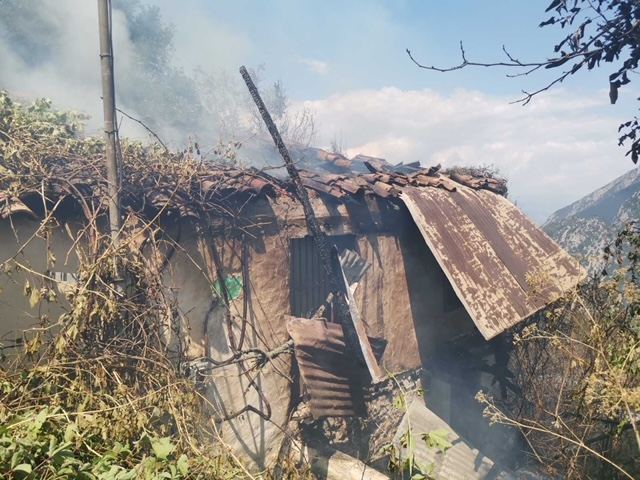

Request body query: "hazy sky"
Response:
[3, 0, 639, 222]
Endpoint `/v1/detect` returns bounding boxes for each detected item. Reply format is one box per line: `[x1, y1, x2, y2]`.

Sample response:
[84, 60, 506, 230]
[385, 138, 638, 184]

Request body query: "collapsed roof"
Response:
[0, 147, 584, 340]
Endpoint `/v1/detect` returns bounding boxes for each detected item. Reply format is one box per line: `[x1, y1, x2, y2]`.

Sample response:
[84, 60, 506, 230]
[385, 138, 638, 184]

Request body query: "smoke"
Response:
[1, 0, 110, 136]
[0, 0, 312, 157]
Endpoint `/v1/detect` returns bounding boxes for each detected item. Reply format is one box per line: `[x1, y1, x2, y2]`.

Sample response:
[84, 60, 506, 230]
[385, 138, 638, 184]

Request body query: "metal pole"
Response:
[97, 0, 121, 245]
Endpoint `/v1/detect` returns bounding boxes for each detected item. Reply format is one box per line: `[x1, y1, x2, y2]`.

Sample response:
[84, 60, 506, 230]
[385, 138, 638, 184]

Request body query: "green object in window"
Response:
[213, 275, 243, 301]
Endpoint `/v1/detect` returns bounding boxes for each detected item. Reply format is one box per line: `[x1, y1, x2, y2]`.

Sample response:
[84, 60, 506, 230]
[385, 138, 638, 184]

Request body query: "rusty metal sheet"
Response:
[287, 316, 366, 418]
[335, 249, 385, 383]
[393, 400, 515, 480]
[401, 185, 585, 340]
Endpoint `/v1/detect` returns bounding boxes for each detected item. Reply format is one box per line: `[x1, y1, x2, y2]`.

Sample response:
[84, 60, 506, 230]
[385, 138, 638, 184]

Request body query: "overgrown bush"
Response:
[479, 222, 640, 479]
[0, 404, 195, 479]
[0, 92, 306, 479]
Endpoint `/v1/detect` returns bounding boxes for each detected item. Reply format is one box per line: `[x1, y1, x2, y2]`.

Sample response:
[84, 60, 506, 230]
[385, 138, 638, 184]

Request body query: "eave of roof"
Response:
[401, 184, 586, 340]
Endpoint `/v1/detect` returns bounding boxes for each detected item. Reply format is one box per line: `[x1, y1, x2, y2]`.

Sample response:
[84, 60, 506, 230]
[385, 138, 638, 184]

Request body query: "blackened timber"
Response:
[240, 65, 381, 380]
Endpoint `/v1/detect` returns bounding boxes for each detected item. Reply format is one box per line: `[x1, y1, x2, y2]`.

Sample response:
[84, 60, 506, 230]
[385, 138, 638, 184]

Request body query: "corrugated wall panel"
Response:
[287, 316, 366, 418]
[289, 235, 356, 318]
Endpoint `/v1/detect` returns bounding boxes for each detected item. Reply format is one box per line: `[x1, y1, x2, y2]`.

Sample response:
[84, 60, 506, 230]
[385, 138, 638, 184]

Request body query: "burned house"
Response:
[0, 148, 584, 476]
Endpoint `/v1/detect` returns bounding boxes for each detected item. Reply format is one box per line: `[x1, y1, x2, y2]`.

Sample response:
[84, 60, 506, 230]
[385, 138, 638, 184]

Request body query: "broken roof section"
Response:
[394, 400, 515, 480]
[401, 185, 585, 340]
[291, 153, 583, 340]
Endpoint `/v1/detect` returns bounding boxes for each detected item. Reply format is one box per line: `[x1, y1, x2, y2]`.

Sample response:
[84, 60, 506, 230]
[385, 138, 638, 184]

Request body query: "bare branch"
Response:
[115, 106, 169, 152]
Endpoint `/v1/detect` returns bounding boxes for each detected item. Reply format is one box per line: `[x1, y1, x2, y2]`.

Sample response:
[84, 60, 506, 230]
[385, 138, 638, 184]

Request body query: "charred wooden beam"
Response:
[240, 66, 380, 379]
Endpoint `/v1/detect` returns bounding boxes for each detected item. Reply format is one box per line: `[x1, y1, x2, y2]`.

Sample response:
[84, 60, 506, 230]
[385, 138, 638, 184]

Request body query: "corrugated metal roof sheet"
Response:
[286, 316, 366, 418]
[393, 399, 515, 480]
[400, 185, 586, 340]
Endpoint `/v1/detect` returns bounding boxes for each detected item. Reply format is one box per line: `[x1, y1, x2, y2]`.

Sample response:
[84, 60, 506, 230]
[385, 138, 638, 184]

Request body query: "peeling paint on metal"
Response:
[400, 185, 586, 340]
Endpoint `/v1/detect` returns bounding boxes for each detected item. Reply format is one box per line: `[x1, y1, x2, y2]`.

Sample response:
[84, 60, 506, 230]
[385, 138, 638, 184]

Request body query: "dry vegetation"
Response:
[0, 91, 310, 479]
[480, 223, 640, 479]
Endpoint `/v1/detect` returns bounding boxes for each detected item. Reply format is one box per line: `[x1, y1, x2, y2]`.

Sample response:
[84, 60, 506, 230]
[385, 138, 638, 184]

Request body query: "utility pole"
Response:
[97, 0, 121, 246]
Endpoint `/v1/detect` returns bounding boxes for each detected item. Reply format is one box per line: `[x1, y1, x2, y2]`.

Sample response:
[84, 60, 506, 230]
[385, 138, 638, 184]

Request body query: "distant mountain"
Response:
[543, 167, 640, 273]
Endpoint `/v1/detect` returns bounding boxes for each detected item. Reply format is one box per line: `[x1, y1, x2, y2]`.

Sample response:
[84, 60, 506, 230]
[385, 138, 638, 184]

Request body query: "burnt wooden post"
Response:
[240, 66, 383, 382]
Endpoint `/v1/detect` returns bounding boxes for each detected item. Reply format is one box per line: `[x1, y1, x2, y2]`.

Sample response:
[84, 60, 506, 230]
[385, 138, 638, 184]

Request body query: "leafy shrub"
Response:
[480, 222, 640, 479]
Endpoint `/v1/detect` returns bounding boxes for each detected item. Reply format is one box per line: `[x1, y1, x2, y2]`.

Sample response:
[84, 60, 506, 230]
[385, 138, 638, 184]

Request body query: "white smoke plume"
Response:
[0, 0, 312, 154]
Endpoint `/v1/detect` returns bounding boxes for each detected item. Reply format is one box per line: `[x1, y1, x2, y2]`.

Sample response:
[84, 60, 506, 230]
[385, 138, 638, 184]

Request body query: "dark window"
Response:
[289, 235, 356, 318]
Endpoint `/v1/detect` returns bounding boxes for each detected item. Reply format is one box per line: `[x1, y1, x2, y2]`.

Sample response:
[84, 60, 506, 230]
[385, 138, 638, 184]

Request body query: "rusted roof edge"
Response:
[400, 189, 520, 340]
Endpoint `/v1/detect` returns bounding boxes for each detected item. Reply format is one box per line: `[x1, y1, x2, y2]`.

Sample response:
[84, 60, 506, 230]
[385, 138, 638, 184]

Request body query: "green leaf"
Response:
[115, 468, 138, 480]
[31, 408, 48, 433]
[422, 429, 452, 452]
[150, 436, 175, 460]
[176, 454, 189, 475]
[78, 472, 97, 480]
[64, 423, 76, 443]
[13, 463, 32, 474]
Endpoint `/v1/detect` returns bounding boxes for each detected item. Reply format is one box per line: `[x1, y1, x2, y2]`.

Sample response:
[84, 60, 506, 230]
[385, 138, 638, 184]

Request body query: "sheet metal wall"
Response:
[289, 235, 355, 318]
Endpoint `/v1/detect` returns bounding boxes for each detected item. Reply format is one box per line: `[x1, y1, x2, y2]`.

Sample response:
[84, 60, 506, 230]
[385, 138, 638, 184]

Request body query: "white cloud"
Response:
[298, 87, 634, 223]
[299, 58, 329, 75]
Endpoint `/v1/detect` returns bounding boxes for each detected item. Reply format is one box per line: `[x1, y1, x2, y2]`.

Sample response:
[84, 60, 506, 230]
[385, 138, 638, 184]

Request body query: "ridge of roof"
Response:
[291, 146, 508, 198]
[0, 147, 508, 221]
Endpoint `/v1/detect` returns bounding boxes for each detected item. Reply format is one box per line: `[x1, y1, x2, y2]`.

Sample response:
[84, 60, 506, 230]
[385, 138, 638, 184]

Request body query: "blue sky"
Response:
[174, 0, 617, 99]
